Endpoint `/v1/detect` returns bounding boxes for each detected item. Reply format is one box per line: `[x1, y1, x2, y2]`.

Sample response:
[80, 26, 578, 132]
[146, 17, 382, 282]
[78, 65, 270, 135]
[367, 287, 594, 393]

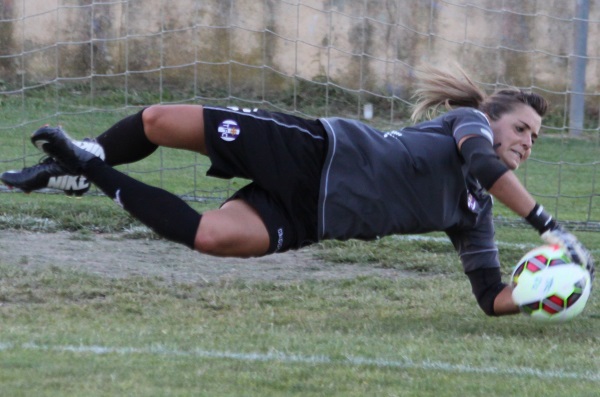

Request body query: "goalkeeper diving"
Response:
[2, 66, 594, 316]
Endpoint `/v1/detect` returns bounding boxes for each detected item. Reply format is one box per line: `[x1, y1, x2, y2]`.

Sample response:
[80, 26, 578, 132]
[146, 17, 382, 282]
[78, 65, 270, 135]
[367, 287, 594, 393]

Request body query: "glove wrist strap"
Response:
[525, 203, 557, 234]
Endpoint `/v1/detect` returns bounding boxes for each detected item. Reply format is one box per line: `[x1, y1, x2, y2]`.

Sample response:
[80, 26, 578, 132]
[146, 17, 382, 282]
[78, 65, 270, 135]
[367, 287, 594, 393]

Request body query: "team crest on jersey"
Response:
[218, 119, 241, 142]
[467, 193, 479, 212]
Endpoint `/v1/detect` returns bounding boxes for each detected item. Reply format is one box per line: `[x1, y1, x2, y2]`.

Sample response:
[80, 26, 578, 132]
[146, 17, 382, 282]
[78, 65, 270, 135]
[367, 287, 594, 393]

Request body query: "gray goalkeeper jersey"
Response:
[318, 108, 500, 272]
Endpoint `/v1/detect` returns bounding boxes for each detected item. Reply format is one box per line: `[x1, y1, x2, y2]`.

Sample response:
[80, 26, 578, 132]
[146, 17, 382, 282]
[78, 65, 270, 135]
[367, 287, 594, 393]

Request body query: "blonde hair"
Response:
[410, 65, 548, 123]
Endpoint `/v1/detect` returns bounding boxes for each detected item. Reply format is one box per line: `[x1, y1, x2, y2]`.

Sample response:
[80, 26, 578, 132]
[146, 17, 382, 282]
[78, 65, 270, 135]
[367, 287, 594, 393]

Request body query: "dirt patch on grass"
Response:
[0, 230, 401, 284]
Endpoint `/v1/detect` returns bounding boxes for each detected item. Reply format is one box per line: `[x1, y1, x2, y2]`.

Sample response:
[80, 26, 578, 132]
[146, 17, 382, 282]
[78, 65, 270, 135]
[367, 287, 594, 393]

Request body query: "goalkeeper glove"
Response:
[526, 203, 595, 281]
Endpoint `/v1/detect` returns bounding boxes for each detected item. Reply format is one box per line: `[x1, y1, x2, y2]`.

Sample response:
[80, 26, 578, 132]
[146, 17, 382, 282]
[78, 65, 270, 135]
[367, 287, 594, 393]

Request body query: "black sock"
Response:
[84, 158, 201, 249]
[95, 109, 158, 166]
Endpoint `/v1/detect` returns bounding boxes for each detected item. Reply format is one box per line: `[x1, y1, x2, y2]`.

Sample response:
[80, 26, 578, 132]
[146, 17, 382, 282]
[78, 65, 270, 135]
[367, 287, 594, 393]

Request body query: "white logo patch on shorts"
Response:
[218, 119, 241, 142]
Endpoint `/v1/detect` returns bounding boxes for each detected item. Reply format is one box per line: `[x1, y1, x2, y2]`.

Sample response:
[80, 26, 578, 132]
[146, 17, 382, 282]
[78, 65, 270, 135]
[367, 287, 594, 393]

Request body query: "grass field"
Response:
[0, 223, 599, 396]
[1, 90, 600, 396]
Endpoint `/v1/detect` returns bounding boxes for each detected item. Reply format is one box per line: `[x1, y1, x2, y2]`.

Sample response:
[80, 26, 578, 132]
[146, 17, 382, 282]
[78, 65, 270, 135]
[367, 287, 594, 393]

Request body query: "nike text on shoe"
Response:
[31, 126, 105, 175]
[48, 174, 91, 197]
[0, 157, 91, 196]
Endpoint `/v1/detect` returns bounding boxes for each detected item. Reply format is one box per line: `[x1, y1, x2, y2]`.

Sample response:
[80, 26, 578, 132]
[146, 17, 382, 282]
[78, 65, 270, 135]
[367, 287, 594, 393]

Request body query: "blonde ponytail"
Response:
[410, 65, 486, 122]
[410, 65, 548, 122]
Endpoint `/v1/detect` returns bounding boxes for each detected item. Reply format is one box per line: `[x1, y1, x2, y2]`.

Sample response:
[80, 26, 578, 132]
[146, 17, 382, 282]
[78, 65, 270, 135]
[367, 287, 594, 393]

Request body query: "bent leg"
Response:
[91, 105, 272, 256]
[195, 199, 270, 257]
[141, 106, 273, 256]
[83, 157, 270, 257]
[95, 104, 207, 166]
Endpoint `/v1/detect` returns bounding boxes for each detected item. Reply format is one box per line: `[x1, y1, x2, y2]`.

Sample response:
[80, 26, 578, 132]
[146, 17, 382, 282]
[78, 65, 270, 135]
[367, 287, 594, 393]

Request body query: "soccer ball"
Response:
[510, 244, 592, 322]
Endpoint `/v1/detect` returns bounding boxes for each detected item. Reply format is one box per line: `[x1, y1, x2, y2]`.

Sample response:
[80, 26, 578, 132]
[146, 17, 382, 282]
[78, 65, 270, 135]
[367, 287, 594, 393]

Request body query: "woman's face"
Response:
[488, 104, 542, 170]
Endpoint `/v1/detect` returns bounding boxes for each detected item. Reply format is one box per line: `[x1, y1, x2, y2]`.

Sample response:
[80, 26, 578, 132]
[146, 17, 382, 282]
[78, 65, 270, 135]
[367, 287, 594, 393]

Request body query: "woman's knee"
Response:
[193, 227, 263, 258]
[140, 104, 206, 153]
[193, 205, 270, 257]
[193, 230, 225, 256]
[140, 105, 166, 143]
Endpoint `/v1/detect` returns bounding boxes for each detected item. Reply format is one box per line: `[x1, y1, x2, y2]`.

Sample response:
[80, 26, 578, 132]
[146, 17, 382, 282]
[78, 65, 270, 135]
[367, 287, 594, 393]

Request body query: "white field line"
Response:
[0, 342, 598, 382]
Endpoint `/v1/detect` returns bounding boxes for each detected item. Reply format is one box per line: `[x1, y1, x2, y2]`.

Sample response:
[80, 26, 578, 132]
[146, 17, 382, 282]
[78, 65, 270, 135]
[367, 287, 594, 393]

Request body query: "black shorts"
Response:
[203, 106, 327, 253]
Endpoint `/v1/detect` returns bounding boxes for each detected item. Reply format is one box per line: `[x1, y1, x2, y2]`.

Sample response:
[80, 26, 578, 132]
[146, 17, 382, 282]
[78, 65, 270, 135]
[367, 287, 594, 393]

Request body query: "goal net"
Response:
[1, 0, 599, 226]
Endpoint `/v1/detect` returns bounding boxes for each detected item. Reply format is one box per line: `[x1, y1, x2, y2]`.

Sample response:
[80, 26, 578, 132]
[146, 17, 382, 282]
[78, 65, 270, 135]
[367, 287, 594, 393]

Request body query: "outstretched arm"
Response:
[460, 136, 594, 315]
[488, 169, 595, 279]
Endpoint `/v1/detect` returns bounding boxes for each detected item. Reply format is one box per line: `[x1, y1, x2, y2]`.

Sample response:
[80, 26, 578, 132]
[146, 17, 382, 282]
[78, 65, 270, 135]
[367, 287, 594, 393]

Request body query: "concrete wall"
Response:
[1, 0, 598, 100]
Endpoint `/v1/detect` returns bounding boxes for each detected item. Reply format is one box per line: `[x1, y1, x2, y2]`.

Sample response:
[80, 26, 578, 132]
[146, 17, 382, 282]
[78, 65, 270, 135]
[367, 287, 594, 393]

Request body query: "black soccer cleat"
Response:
[1, 157, 88, 194]
[1, 126, 105, 196]
[31, 126, 104, 175]
[1, 157, 95, 196]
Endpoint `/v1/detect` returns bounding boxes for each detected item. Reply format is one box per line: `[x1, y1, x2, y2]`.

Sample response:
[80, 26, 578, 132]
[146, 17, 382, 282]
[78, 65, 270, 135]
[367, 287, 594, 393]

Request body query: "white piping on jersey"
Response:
[318, 118, 337, 237]
[204, 105, 325, 140]
[458, 247, 499, 257]
[453, 121, 494, 143]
